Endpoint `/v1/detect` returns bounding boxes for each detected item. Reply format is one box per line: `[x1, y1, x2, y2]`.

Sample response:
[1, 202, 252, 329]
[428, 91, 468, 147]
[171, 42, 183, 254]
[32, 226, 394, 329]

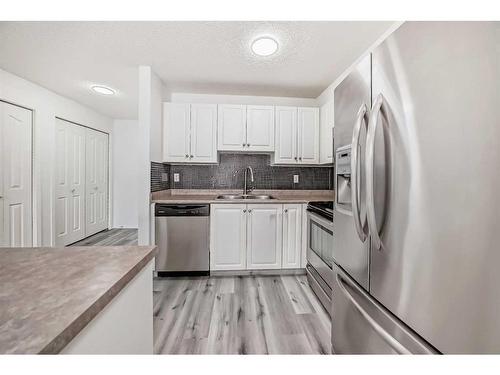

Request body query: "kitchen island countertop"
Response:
[0, 245, 156, 354]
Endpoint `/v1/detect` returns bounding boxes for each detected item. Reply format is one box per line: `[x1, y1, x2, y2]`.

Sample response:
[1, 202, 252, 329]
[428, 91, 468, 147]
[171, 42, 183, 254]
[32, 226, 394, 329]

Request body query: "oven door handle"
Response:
[307, 210, 333, 231]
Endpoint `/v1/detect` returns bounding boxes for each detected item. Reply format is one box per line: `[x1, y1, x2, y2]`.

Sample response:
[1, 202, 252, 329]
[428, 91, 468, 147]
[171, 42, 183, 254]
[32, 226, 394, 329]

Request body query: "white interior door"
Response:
[246, 105, 275, 152]
[210, 204, 247, 270]
[297, 107, 319, 164]
[246, 204, 282, 270]
[163, 103, 190, 163]
[282, 204, 302, 269]
[190, 104, 217, 163]
[55, 119, 86, 246]
[217, 104, 246, 151]
[0, 101, 32, 247]
[85, 128, 108, 237]
[274, 106, 298, 164]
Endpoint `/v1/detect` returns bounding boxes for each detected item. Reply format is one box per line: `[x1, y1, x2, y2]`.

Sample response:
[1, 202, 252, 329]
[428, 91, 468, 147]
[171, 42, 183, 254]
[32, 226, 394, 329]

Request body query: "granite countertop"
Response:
[0, 245, 156, 354]
[151, 189, 334, 204]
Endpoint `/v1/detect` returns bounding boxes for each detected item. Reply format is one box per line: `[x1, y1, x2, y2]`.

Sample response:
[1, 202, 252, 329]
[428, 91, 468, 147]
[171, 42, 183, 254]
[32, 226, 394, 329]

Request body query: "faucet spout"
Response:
[243, 166, 255, 195]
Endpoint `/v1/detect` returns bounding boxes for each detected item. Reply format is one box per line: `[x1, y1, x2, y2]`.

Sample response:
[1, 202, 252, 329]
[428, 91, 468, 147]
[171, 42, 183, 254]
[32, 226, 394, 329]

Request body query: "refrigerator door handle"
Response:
[366, 93, 389, 250]
[351, 103, 369, 243]
[335, 273, 411, 354]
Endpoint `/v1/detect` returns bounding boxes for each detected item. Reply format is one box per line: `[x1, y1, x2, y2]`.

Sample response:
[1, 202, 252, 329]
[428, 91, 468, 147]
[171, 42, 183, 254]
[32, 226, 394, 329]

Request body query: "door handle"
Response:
[351, 103, 369, 243]
[366, 93, 389, 250]
[335, 273, 411, 354]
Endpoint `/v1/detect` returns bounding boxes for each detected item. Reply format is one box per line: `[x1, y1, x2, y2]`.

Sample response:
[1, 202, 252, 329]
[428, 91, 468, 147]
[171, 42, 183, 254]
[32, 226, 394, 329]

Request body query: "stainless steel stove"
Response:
[306, 200, 334, 317]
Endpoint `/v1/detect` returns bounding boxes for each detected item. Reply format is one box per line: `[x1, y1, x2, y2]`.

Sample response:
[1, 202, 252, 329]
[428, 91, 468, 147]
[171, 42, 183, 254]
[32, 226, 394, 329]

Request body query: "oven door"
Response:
[306, 210, 334, 289]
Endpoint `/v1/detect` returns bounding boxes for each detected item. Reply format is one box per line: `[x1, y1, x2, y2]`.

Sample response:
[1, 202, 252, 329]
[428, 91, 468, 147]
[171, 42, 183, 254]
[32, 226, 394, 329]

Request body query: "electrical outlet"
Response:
[161, 173, 169, 182]
[173, 173, 180, 183]
[293, 175, 299, 184]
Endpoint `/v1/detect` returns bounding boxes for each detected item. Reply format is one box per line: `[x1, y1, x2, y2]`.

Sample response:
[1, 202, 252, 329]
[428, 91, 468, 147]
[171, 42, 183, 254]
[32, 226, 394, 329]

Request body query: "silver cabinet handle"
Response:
[242, 143, 246, 147]
[185, 154, 189, 158]
[71, 188, 76, 193]
[366, 94, 389, 250]
[248, 209, 252, 213]
[190, 155, 193, 158]
[335, 273, 411, 354]
[243, 209, 247, 213]
[284, 209, 288, 213]
[299, 157, 302, 161]
[351, 103, 369, 243]
[247, 143, 250, 147]
[294, 157, 298, 161]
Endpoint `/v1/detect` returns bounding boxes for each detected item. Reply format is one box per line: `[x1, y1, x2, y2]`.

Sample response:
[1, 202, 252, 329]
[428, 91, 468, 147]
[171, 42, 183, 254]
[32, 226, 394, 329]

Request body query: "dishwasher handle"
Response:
[155, 204, 210, 217]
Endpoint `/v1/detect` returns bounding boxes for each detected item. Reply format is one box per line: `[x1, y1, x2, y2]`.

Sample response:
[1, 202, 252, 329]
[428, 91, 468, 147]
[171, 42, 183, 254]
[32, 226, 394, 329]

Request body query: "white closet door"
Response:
[55, 119, 86, 246]
[85, 128, 108, 236]
[0, 102, 32, 247]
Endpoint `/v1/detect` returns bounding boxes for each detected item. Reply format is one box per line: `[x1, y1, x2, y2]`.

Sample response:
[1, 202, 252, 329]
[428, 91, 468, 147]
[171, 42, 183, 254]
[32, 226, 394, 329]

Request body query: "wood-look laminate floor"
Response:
[69, 228, 138, 246]
[153, 275, 331, 354]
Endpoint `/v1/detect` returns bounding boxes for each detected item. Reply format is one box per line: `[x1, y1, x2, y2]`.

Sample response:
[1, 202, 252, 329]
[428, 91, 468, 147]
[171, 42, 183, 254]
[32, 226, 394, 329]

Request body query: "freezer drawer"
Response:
[331, 264, 437, 354]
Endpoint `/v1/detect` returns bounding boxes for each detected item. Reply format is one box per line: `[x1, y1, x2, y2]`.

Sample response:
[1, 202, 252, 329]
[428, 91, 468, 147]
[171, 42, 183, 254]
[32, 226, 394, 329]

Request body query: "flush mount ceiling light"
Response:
[251, 37, 279, 57]
[91, 85, 115, 96]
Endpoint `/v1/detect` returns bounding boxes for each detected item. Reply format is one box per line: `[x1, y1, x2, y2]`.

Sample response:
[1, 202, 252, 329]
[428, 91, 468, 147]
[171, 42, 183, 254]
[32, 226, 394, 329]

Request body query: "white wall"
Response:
[0, 68, 113, 246]
[138, 66, 165, 245]
[112, 119, 139, 228]
[170, 92, 318, 107]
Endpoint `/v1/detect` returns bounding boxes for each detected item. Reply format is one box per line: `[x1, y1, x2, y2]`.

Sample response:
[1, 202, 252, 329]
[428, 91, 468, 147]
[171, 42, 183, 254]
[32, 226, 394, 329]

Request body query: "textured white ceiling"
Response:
[0, 21, 394, 119]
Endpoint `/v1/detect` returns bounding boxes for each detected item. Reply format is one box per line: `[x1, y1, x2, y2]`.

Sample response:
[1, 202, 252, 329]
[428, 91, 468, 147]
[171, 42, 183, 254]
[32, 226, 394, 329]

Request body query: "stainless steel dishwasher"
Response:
[154, 204, 210, 276]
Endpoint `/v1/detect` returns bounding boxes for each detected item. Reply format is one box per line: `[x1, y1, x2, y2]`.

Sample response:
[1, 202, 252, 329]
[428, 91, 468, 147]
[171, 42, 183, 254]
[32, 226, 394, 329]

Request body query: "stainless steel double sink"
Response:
[216, 194, 275, 200]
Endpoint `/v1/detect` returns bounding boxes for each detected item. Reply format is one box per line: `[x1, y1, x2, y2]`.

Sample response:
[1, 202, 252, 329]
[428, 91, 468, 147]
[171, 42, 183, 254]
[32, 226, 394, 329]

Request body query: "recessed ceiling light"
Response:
[251, 37, 279, 57]
[91, 85, 115, 96]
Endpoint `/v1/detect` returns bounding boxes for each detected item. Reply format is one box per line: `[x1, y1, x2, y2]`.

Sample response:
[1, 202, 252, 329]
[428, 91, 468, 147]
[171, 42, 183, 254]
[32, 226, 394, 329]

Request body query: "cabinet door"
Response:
[297, 107, 320, 164]
[282, 204, 302, 269]
[55, 119, 86, 246]
[246, 204, 282, 270]
[319, 100, 334, 164]
[210, 204, 247, 270]
[163, 103, 190, 163]
[86, 128, 108, 237]
[246, 105, 275, 152]
[274, 106, 297, 164]
[217, 104, 246, 151]
[190, 104, 217, 163]
[0, 102, 32, 247]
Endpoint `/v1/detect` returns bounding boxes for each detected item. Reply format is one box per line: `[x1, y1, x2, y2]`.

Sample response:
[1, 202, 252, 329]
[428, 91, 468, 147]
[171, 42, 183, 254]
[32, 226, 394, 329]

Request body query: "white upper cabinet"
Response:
[163, 103, 190, 162]
[274, 106, 298, 164]
[246, 105, 275, 152]
[190, 104, 218, 163]
[217, 104, 246, 151]
[319, 100, 334, 164]
[298, 107, 320, 164]
[274, 106, 319, 165]
[246, 204, 282, 270]
[163, 103, 217, 163]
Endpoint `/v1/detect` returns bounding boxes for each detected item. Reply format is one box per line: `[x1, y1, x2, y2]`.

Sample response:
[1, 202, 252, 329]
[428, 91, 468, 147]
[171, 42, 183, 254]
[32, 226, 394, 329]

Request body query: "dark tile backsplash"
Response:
[151, 154, 333, 191]
[151, 162, 171, 192]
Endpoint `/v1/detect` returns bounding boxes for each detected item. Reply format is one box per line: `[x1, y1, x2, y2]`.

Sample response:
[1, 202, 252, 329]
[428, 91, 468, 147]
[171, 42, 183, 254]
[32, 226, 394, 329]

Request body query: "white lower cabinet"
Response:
[210, 204, 247, 270]
[246, 204, 282, 270]
[282, 204, 303, 269]
[210, 203, 302, 271]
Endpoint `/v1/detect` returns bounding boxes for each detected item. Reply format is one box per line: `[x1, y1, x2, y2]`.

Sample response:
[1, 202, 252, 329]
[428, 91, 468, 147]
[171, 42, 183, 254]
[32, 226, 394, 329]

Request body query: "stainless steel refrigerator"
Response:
[332, 21, 500, 354]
